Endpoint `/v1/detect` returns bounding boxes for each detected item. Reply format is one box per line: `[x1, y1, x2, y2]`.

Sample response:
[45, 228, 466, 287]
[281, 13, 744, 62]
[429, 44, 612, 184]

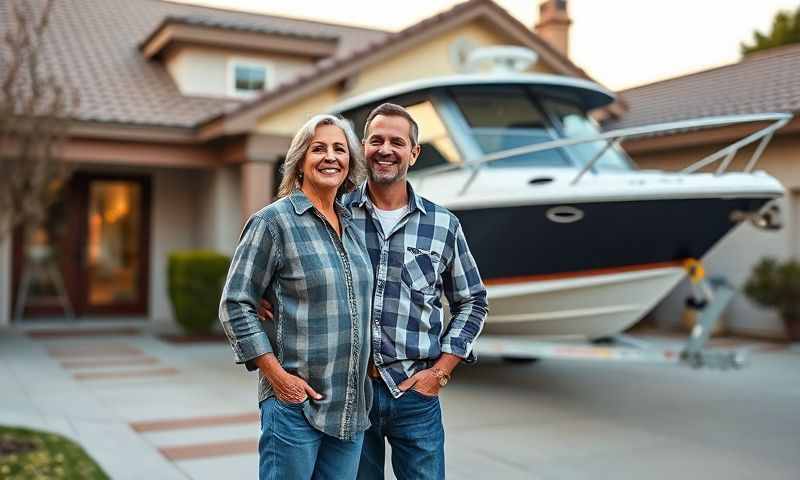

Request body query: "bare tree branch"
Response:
[0, 0, 79, 240]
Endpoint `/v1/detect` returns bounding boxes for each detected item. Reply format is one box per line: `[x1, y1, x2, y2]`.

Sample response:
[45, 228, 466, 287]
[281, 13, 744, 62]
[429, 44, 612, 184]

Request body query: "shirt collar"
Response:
[288, 189, 351, 219]
[354, 181, 427, 215]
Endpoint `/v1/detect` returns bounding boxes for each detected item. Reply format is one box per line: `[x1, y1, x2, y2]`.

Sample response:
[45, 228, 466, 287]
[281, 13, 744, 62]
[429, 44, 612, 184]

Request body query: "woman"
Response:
[218, 114, 373, 480]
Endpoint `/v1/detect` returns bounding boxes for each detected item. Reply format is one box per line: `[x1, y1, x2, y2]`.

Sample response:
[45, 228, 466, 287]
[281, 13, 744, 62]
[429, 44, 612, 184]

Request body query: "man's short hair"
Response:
[363, 103, 419, 147]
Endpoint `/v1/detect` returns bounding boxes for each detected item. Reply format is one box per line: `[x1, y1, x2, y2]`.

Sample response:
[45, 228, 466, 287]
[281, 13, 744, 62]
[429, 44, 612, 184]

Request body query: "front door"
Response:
[12, 173, 151, 319]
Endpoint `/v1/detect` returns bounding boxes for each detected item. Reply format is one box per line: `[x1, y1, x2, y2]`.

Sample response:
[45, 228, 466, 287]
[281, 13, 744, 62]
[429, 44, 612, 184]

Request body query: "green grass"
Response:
[0, 426, 109, 480]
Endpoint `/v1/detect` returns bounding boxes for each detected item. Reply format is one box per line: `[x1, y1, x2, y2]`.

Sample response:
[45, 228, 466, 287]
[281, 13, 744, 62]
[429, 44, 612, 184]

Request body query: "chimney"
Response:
[534, 0, 572, 58]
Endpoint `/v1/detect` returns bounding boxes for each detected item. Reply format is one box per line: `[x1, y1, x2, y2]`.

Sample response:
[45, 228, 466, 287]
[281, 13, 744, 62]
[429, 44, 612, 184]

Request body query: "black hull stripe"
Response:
[453, 197, 770, 280]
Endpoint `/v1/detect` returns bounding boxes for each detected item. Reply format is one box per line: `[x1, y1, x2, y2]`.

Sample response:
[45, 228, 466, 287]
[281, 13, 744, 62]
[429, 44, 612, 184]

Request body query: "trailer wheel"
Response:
[501, 356, 540, 364]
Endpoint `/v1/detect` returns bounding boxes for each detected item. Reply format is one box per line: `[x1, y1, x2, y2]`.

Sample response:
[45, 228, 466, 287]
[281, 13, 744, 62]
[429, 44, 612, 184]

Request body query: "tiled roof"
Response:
[0, 0, 387, 128]
[606, 43, 800, 131]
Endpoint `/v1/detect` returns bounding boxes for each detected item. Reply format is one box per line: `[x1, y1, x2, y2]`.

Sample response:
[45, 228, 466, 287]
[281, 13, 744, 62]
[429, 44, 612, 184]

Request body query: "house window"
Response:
[229, 61, 272, 97]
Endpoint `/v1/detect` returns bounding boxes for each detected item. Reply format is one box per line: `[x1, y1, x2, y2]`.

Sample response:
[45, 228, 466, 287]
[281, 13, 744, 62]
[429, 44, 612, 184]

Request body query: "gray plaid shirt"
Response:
[219, 190, 373, 440]
[344, 182, 489, 398]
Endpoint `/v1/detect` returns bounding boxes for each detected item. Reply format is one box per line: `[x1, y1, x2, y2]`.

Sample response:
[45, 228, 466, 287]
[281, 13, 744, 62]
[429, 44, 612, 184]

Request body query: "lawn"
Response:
[0, 426, 108, 479]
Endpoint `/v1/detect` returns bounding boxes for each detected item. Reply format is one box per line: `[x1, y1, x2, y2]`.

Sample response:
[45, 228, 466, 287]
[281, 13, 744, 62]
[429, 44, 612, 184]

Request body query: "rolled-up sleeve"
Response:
[218, 216, 281, 367]
[441, 223, 488, 362]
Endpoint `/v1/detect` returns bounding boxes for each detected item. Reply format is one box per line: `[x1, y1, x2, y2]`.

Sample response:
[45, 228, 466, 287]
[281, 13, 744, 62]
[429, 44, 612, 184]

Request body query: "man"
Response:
[262, 103, 488, 479]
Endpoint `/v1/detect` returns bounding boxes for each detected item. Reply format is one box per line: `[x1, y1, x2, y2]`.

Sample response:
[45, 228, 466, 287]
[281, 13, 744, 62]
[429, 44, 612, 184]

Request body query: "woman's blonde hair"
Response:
[277, 114, 365, 198]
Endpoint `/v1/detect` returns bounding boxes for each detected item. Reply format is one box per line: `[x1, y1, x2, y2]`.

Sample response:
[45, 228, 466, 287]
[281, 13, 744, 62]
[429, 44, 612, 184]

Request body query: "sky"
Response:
[170, 0, 800, 91]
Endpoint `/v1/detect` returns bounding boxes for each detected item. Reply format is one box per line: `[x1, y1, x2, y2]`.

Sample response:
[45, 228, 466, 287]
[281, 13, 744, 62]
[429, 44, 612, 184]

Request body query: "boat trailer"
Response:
[475, 261, 747, 371]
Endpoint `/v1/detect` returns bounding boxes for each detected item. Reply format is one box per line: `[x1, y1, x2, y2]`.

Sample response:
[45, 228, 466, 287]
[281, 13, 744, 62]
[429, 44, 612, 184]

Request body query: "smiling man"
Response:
[348, 103, 488, 480]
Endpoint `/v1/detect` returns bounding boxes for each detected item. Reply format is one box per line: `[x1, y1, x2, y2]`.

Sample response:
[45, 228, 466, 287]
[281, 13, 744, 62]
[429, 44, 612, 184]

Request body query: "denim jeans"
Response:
[259, 397, 364, 480]
[357, 378, 445, 480]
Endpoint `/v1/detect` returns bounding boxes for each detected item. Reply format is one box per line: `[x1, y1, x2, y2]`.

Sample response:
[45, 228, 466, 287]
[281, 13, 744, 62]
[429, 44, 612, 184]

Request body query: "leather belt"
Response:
[368, 361, 380, 379]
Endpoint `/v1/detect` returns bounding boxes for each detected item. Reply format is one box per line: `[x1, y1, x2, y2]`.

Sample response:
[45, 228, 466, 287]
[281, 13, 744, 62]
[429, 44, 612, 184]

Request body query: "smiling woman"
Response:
[219, 114, 373, 480]
[300, 125, 352, 230]
[277, 115, 364, 199]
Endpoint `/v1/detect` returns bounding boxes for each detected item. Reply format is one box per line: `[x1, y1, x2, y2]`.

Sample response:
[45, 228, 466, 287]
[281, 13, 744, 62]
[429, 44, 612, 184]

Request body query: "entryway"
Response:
[12, 173, 151, 319]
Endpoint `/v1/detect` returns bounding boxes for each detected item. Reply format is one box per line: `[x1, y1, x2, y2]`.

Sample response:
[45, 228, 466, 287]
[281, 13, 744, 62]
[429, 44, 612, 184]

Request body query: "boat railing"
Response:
[421, 112, 792, 195]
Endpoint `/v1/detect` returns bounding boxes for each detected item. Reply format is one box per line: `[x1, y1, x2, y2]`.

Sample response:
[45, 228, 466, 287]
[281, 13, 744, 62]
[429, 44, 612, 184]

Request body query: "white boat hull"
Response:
[480, 266, 687, 338]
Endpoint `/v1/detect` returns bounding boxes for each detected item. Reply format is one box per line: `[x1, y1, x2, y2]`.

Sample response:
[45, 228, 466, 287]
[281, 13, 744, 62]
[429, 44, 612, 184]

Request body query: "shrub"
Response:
[743, 257, 800, 341]
[0, 425, 109, 479]
[168, 250, 230, 334]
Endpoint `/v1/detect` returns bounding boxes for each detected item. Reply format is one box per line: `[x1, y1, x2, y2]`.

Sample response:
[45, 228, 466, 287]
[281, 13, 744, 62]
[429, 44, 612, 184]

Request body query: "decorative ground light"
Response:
[0, 427, 109, 479]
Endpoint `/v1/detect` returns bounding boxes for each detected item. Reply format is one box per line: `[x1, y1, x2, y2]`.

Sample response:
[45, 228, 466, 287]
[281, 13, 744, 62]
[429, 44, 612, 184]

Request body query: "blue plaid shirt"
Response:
[344, 182, 488, 398]
[218, 191, 374, 440]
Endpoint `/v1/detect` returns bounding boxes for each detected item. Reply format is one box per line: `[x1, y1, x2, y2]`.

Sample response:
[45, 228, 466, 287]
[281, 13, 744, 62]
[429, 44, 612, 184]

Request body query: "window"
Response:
[451, 86, 570, 168]
[542, 98, 633, 171]
[229, 60, 271, 97]
[405, 101, 461, 171]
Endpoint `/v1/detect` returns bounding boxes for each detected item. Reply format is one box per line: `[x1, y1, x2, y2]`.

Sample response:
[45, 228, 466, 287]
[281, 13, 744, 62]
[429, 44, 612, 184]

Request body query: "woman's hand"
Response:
[270, 369, 322, 404]
[254, 353, 323, 404]
[258, 299, 273, 322]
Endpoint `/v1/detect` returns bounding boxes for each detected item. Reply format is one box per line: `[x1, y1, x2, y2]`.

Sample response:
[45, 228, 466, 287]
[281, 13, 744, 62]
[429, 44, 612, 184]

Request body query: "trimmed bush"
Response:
[744, 257, 800, 341]
[168, 250, 230, 334]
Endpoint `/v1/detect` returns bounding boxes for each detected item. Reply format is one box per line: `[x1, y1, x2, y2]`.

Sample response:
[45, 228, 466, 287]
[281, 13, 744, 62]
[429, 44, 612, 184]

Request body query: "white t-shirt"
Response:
[373, 205, 408, 236]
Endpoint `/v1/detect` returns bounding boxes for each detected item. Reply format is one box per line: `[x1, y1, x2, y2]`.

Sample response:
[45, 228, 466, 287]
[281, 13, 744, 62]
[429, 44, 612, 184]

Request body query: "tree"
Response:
[0, 0, 79, 241]
[741, 6, 800, 55]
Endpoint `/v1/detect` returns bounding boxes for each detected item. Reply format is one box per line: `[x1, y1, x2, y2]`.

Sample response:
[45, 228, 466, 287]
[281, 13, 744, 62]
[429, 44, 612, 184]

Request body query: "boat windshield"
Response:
[451, 86, 570, 168]
[405, 101, 462, 171]
[450, 86, 632, 171]
[541, 97, 632, 171]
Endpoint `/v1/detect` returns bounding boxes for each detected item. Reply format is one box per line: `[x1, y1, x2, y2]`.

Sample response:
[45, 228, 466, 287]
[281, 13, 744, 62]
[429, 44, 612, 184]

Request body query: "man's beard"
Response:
[368, 156, 407, 185]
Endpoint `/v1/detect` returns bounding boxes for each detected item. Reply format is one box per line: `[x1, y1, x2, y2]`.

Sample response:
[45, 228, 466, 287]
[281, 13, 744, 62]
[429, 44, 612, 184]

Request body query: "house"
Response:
[1, 0, 615, 330]
[608, 44, 800, 338]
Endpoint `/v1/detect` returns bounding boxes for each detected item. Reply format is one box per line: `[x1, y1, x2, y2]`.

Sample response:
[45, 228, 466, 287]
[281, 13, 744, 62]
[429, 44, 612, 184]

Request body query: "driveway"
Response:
[1, 326, 797, 479]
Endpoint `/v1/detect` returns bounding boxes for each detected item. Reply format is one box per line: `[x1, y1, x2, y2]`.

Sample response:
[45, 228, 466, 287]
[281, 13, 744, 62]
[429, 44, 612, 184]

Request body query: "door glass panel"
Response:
[20, 187, 70, 308]
[86, 181, 141, 305]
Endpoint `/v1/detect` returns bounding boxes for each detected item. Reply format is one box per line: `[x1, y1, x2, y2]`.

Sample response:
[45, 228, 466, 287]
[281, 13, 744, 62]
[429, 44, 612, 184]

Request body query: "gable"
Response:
[165, 45, 316, 97]
[347, 20, 558, 98]
[255, 19, 560, 137]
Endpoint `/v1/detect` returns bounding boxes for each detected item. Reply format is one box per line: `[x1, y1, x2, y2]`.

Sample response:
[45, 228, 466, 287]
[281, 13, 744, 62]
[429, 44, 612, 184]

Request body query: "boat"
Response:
[330, 47, 789, 339]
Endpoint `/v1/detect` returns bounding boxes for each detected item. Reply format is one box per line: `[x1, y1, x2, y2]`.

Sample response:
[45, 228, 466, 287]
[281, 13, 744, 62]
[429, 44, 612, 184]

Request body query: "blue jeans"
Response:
[357, 378, 445, 480]
[259, 397, 364, 480]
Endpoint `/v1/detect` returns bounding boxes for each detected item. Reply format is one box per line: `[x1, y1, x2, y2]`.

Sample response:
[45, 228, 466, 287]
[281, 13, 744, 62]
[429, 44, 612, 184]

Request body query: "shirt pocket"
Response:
[401, 246, 440, 295]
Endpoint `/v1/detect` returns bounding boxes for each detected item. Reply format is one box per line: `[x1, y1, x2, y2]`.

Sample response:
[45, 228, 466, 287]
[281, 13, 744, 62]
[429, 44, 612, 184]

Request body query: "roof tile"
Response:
[0, 0, 387, 128]
[606, 43, 800, 130]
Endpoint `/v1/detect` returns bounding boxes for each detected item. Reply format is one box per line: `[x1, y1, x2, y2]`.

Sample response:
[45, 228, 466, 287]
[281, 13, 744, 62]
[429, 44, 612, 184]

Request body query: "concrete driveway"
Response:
[1, 325, 797, 479]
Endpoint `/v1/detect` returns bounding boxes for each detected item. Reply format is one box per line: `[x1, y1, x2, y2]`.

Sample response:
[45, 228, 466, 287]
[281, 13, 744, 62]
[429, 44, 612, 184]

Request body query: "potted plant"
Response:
[743, 257, 800, 341]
